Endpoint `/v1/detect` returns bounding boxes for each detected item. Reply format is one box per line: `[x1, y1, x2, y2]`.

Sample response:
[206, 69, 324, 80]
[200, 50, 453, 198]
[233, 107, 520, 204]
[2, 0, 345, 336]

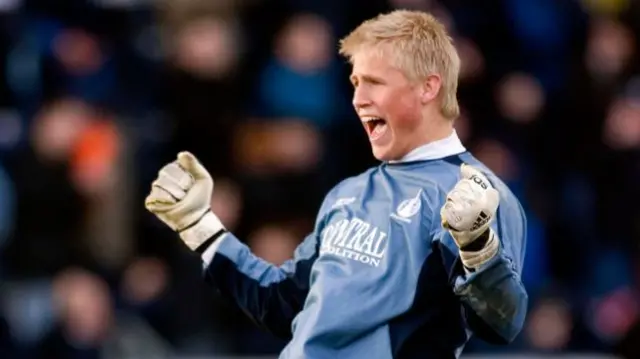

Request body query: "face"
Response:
[350, 50, 427, 161]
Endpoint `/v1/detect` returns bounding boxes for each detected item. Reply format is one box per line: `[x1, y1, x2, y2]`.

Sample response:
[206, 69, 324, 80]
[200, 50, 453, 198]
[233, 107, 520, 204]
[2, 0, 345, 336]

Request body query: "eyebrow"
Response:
[350, 74, 384, 84]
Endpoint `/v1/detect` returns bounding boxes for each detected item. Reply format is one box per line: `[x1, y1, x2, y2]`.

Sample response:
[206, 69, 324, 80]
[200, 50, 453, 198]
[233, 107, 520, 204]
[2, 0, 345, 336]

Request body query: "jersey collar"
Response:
[389, 130, 466, 163]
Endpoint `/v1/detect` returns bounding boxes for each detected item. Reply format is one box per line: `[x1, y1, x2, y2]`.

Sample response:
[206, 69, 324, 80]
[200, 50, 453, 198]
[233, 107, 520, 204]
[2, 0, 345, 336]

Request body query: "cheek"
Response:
[386, 95, 421, 130]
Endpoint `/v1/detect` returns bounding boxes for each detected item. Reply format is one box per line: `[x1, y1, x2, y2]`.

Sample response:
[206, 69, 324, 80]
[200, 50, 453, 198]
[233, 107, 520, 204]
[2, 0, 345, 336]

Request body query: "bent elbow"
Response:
[468, 286, 529, 345]
[500, 288, 529, 344]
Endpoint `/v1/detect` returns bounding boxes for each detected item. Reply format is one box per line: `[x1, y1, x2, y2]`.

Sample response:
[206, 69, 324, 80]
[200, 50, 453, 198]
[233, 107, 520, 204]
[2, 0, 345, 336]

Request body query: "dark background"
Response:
[0, 0, 639, 358]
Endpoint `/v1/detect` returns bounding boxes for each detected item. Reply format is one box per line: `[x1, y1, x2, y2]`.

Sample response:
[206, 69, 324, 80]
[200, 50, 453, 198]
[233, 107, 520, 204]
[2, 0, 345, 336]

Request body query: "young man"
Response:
[145, 10, 528, 359]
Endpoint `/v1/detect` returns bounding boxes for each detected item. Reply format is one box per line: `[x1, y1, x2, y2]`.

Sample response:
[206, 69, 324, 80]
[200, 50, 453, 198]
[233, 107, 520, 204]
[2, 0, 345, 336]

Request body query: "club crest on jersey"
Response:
[331, 197, 356, 209]
[391, 189, 422, 223]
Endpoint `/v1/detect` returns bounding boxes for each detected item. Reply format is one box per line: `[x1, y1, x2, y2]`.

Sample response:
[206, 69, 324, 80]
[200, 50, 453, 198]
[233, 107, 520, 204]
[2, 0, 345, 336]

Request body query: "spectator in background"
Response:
[253, 13, 341, 129]
[0, 97, 114, 359]
[233, 12, 349, 235]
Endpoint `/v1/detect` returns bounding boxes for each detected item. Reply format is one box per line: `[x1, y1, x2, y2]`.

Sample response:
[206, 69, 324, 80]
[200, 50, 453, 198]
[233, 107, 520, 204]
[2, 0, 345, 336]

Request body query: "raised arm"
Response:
[437, 228, 528, 344]
[144, 151, 321, 338]
[438, 164, 528, 343]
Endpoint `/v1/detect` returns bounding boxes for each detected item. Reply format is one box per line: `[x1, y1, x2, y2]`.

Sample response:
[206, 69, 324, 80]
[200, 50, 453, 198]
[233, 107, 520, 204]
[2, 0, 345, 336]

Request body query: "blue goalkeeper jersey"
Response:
[200, 131, 528, 359]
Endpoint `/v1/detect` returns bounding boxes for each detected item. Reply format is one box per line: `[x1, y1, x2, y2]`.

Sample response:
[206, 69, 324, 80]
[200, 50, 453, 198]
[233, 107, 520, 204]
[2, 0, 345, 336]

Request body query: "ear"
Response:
[420, 74, 442, 104]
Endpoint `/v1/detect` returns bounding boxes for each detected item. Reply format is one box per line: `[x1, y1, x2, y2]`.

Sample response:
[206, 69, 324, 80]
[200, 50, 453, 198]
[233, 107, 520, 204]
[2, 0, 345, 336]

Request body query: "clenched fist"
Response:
[440, 164, 500, 269]
[145, 152, 225, 251]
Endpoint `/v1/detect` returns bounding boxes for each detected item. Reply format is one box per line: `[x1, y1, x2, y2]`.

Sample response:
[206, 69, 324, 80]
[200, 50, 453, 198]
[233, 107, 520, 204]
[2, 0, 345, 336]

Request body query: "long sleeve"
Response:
[438, 229, 528, 344]
[454, 243, 527, 343]
[199, 232, 319, 339]
[195, 182, 344, 339]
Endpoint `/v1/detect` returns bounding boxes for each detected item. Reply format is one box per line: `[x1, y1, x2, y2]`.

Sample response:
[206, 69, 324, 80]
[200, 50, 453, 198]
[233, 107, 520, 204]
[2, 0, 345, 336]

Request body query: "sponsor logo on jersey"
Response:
[319, 217, 388, 267]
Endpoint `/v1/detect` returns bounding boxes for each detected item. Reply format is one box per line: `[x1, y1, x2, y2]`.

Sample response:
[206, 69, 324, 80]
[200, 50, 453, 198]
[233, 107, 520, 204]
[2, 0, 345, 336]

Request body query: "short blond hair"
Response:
[339, 10, 460, 119]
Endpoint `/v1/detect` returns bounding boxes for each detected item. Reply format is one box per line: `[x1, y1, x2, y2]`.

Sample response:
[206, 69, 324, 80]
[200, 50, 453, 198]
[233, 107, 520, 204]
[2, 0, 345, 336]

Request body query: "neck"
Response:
[411, 113, 454, 150]
[390, 127, 465, 163]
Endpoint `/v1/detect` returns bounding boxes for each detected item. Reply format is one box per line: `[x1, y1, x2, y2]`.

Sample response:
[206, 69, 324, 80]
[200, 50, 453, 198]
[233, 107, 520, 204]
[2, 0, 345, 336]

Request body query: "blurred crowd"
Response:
[0, 0, 639, 358]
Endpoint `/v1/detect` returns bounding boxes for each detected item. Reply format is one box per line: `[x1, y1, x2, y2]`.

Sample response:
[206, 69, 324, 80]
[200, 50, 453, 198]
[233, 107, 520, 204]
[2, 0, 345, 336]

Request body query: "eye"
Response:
[363, 76, 384, 86]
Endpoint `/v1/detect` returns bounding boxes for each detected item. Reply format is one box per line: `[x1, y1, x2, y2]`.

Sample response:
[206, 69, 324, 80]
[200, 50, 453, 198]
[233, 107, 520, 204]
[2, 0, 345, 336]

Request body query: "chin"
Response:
[371, 145, 398, 162]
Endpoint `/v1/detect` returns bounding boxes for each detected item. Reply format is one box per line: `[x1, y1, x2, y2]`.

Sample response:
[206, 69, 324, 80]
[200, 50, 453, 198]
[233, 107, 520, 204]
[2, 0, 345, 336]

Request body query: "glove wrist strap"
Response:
[179, 211, 226, 251]
[459, 229, 499, 270]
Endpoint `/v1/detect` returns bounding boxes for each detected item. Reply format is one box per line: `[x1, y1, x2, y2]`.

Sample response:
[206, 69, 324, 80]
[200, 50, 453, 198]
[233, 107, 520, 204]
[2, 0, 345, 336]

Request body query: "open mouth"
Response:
[363, 117, 388, 140]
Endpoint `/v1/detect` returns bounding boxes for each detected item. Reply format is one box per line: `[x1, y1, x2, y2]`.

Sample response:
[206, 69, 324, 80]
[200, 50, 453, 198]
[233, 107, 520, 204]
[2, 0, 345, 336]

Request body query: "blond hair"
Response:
[339, 10, 460, 119]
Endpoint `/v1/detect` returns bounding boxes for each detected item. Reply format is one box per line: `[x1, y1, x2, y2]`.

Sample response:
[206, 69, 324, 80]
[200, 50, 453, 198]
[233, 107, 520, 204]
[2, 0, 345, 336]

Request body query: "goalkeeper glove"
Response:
[440, 164, 500, 270]
[144, 152, 226, 252]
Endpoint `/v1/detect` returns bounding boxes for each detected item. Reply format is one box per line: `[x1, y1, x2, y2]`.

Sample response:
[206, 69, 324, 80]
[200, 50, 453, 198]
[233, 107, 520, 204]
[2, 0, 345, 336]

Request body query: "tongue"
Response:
[371, 122, 387, 138]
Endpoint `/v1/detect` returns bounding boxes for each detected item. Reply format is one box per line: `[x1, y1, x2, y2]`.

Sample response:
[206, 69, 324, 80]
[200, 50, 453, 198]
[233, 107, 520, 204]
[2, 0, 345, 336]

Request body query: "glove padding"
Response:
[440, 164, 500, 269]
[145, 152, 225, 250]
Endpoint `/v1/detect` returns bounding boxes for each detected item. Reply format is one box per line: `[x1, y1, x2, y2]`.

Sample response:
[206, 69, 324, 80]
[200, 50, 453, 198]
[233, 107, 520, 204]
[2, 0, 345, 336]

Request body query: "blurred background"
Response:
[0, 0, 638, 358]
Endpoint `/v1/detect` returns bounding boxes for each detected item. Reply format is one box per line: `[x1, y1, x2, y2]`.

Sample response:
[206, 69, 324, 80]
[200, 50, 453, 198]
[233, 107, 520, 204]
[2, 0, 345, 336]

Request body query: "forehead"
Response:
[349, 48, 406, 81]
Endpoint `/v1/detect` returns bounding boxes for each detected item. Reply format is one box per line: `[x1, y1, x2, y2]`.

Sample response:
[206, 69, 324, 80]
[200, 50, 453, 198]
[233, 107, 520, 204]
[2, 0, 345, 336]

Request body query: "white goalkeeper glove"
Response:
[144, 152, 226, 252]
[440, 164, 500, 270]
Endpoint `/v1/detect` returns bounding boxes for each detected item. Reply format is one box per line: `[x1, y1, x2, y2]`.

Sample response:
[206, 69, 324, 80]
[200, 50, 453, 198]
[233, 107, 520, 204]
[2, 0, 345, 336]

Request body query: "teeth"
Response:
[362, 117, 382, 122]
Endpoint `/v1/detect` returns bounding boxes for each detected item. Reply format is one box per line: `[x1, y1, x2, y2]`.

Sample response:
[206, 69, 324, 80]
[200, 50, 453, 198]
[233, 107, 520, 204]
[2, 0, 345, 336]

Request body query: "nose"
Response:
[352, 86, 372, 111]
